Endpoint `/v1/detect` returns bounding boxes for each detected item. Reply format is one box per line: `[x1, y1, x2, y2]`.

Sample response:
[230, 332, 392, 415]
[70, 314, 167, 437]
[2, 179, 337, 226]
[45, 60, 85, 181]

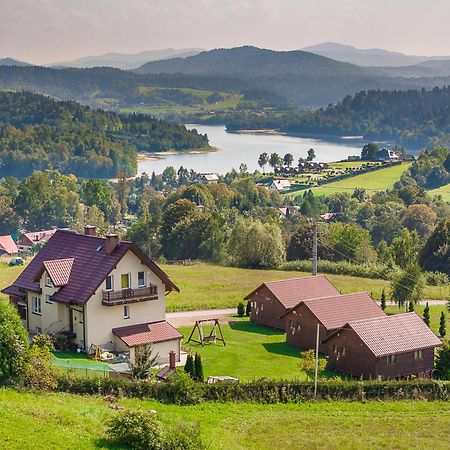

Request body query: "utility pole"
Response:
[314, 322, 320, 398]
[312, 221, 318, 276]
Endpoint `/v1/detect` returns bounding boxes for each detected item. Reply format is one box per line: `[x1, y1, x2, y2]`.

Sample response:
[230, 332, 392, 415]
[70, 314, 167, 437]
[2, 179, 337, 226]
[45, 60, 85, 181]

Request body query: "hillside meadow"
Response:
[1, 389, 449, 450]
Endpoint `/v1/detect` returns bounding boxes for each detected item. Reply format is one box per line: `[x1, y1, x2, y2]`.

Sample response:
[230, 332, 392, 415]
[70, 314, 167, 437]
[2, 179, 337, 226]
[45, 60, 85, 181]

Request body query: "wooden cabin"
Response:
[323, 313, 442, 379]
[244, 275, 340, 330]
[282, 292, 385, 353]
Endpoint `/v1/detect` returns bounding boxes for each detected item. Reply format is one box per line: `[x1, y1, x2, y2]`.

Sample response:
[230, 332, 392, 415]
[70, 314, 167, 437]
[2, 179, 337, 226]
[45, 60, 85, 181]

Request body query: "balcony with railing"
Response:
[102, 285, 158, 306]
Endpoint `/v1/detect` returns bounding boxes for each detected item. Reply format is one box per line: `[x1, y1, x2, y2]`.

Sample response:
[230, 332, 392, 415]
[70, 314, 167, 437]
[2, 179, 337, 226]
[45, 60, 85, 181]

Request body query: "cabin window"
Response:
[123, 305, 130, 319]
[332, 344, 338, 354]
[260, 304, 264, 312]
[121, 273, 130, 289]
[45, 294, 52, 304]
[105, 275, 113, 291]
[32, 297, 41, 315]
[45, 274, 53, 288]
[414, 350, 423, 360]
[386, 354, 397, 365]
[137, 271, 146, 287]
[341, 346, 346, 357]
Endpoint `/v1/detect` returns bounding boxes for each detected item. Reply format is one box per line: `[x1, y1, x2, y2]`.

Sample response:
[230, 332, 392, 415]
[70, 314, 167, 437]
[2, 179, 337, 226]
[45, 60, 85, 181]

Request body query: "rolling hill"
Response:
[53, 48, 204, 70]
[0, 57, 29, 67]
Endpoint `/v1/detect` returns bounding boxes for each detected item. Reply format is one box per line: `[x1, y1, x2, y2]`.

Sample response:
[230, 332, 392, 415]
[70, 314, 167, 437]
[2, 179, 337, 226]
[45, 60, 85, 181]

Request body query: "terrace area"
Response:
[102, 285, 158, 306]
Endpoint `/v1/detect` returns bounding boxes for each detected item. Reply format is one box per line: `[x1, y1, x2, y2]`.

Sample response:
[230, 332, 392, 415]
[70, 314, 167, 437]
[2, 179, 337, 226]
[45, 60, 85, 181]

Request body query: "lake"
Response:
[137, 124, 364, 175]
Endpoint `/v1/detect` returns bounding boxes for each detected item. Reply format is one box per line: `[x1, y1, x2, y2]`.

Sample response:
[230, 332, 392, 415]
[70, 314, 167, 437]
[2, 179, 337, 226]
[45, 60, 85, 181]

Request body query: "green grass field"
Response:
[180, 318, 335, 381]
[429, 183, 450, 202]
[290, 163, 411, 197]
[1, 389, 449, 449]
[159, 263, 449, 311]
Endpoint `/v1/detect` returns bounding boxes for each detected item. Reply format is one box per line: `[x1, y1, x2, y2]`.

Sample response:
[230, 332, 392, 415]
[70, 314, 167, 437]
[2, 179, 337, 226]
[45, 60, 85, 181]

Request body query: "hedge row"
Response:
[279, 260, 391, 280]
[56, 376, 450, 404]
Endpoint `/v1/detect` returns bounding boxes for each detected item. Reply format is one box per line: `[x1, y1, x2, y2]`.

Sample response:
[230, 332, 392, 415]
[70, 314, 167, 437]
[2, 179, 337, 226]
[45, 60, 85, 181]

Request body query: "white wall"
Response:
[85, 250, 167, 349]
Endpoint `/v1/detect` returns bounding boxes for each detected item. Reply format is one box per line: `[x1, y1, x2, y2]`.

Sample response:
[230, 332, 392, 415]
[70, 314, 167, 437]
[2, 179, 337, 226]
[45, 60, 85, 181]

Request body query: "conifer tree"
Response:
[194, 353, 204, 382]
[246, 301, 252, 317]
[184, 354, 195, 379]
[439, 311, 446, 337]
[237, 302, 245, 317]
[423, 302, 431, 327]
[408, 301, 414, 312]
[380, 289, 386, 311]
[434, 341, 450, 380]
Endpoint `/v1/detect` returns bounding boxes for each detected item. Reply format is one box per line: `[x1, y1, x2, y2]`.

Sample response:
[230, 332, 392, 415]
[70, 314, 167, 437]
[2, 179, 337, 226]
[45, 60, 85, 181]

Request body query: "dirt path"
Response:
[166, 308, 236, 327]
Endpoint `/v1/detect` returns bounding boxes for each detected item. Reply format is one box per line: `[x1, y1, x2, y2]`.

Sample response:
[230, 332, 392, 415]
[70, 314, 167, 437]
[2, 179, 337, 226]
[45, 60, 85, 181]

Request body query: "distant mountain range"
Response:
[52, 48, 204, 70]
[302, 42, 450, 67]
[0, 57, 30, 67]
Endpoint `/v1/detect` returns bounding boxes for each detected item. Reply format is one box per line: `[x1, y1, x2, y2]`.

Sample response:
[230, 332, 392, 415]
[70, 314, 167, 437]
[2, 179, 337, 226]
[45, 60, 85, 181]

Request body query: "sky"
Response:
[2, 0, 450, 64]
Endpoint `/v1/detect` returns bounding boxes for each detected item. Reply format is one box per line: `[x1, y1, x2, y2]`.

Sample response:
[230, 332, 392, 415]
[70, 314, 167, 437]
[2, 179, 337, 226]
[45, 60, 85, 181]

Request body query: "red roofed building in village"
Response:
[244, 275, 340, 329]
[2, 227, 182, 364]
[323, 313, 442, 379]
[17, 229, 56, 253]
[0, 235, 19, 256]
[282, 292, 386, 353]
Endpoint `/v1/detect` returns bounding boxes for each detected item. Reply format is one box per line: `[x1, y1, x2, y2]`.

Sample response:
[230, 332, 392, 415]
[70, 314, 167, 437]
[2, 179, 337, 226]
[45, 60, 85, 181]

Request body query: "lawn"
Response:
[180, 318, 334, 381]
[428, 183, 450, 202]
[1, 388, 449, 449]
[291, 162, 411, 197]
[0, 262, 27, 293]
[160, 263, 449, 311]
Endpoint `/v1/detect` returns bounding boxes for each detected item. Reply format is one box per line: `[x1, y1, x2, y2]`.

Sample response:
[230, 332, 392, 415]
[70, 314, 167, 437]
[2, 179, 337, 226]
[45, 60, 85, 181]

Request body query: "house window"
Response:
[137, 271, 146, 287]
[45, 294, 52, 304]
[386, 354, 397, 365]
[121, 273, 130, 289]
[414, 350, 423, 360]
[32, 297, 41, 315]
[105, 275, 113, 291]
[123, 305, 130, 319]
[45, 274, 53, 288]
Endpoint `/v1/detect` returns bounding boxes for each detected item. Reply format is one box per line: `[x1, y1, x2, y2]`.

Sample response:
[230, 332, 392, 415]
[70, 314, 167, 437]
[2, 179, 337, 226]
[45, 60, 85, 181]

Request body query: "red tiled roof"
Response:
[19, 229, 56, 246]
[336, 313, 442, 357]
[2, 230, 179, 304]
[0, 235, 18, 255]
[245, 275, 340, 308]
[297, 292, 385, 330]
[43, 258, 74, 287]
[113, 321, 182, 347]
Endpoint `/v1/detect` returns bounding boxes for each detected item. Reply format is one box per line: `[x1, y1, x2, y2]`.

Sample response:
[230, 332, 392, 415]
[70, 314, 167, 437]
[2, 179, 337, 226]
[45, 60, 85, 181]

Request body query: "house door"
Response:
[69, 309, 74, 333]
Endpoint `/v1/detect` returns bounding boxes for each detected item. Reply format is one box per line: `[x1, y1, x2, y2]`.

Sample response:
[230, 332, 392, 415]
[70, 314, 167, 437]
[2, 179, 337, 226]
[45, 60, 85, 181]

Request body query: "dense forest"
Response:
[0, 91, 209, 178]
[280, 87, 450, 148]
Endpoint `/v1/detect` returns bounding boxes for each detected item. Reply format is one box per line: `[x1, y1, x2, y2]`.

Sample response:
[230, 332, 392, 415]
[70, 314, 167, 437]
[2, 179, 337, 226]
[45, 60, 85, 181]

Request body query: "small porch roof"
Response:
[112, 320, 182, 348]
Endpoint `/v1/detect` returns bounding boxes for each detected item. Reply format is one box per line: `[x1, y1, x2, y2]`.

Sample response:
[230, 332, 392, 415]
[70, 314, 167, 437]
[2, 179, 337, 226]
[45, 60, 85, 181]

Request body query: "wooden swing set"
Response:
[187, 318, 226, 347]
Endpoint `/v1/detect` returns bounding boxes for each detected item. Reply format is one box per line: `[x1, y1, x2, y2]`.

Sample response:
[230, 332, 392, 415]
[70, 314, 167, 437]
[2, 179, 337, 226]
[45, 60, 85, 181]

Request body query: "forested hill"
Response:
[281, 87, 450, 148]
[0, 91, 209, 178]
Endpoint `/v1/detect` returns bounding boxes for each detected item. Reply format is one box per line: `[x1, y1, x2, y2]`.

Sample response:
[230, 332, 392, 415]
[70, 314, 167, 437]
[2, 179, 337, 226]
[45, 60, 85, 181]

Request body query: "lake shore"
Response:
[138, 145, 221, 162]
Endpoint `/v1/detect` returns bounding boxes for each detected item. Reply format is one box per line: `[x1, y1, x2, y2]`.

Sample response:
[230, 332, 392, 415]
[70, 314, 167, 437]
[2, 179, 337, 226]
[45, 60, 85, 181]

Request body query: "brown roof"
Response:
[297, 292, 386, 330]
[245, 275, 340, 308]
[0, 235, 18, 255]
[42, 258, 74, 287]
[2, 230, 179, 304]
[327, 313, 442, 357]
[113, 321, 182, 347]
[18, 229, 56, 246]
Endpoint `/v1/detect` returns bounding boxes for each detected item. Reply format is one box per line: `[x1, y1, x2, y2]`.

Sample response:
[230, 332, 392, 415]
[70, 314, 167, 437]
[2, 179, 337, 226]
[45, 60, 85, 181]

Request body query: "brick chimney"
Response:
[169, 351, 176, 370]
[84, 225, 97, 236]
[105, 234, 119, 254]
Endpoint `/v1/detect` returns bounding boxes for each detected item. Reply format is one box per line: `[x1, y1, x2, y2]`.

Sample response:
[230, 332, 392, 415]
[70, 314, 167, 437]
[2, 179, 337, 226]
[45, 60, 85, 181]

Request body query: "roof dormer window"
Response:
[45, 274, 53, 288]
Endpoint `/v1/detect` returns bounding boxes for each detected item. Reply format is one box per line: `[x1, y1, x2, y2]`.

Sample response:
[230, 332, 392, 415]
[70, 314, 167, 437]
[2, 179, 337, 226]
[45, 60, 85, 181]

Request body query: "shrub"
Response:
[426, 271, 449, 286]
[435, 342, 450, 380]
[31, 334, 55, 352]
[245, 301, 252, 317]
[163, 371, 204, 405]
[166, 423, 206, 450]
[129, 344, 159, 380]
[184, 354, 195, 379]
[107, 410, 165, 450]
[22, 345, 59, 391]
[194, 353, 204, 382]
[54, 334, 68, 351]
[237, 302, 245, 317]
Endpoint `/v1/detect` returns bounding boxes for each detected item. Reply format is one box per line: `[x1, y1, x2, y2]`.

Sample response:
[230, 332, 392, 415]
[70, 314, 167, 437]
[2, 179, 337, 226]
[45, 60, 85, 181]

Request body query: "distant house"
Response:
[376, 148, 399, 161]
[282, 292, 385, 353]
[323, 313, 442, 379]
[0, 235, 18, 256]
[269, 179, 291, 192]
[244, 276, 340, 329]
[17, 229, 57, 253]
[319, 212, 336, 222]
[2, 227, 181, 364]
[194, 172, 219, 184]
[277, 206, 299, 219]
